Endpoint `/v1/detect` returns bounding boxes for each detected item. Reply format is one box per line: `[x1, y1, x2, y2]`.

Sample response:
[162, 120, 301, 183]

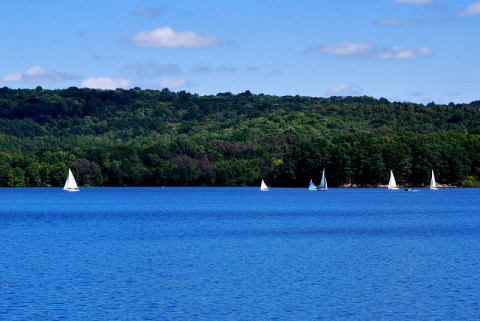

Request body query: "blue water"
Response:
[1, 187, 479, 320]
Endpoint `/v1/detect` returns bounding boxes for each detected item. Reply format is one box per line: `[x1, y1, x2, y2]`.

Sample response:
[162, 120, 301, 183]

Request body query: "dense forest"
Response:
[0, 86, 479, 187]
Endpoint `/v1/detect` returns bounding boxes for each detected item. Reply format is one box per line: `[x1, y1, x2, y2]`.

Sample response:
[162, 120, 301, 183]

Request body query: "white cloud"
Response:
[80, 77, 131, 90]
[377, 46, 432, 60]
[310, 42, 373, 56]
[159, 78, 188, 89]
[458, 2, 480, 16]
[309, 42, 432, 60]
[25, 66, 45, 76]
[393, 0, 433, 4]
[2, 72, 22, 82]
[1, 66, 70, 83]
[326, 83, 362, 96]
[130, 27, 219, 48]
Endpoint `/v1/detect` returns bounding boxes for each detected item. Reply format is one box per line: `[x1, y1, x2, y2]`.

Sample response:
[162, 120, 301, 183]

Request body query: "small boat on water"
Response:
[260, 179, 269, 191]
[388, 170, 399, 190]
[64, 168, 80, 192]
[405, 187, 420, 192]
[317, 169, 328, 191]
[430, 169, 438, 190]
[308, 179, 317, 191]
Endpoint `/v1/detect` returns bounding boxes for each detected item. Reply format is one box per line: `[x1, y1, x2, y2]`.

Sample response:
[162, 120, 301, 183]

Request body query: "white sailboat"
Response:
[317, 169, 328, 191]
[388, 170, 399, 190]
[63, 168, 80, 192]
[430, 169, 438, 190]
[260, 179, 269, 191]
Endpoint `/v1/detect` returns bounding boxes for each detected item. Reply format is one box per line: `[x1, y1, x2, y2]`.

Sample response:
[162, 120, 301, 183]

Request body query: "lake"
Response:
[1, 187, 479, 320]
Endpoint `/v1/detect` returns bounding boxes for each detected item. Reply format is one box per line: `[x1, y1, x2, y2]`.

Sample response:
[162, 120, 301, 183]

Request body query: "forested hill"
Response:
[1, 86, 479, 187]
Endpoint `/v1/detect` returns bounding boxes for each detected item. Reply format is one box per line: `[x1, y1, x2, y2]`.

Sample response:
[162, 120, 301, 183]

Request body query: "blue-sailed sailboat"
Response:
[309, 179, 317, 190]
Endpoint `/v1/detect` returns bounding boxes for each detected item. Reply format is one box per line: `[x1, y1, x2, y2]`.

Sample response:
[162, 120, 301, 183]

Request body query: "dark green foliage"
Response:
[0, 87, 479, 187]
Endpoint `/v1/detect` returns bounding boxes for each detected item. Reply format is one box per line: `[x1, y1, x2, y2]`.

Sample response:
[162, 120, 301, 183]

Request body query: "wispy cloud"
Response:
[123, 62, 181, 77]
[80, 77, 131, 90]
[266, 70, 282, 78]
[392, 0, 433, 4]
[129, 27, 219, 48]
[375, 18, 420, 25]
[132, 6, 161, 17]
[309, 42, 373, 56]
[375, 17, 439, 25]
[1, 66, 75, 83]
[326, 82, 363, 96]
[160, 78, 189, 89]
[410, 91, 425, 98]
[458, 2, 480, 16]
[308, 42, 433, 60]
[191, 64, 238, 74]
[377, 46, 432, 60]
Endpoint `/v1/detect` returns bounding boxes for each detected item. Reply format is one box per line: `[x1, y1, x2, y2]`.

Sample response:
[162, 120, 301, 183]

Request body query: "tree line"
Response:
[0, 86, 479, 187]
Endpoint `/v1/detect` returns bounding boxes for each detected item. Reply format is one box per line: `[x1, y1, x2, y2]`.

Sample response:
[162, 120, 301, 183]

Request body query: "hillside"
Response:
[0, 86, 479, 187]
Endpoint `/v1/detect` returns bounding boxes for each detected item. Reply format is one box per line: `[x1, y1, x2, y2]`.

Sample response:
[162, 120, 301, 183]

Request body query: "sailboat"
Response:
[260, 179, 269, 191]
[430, 169, 438, 190]
[308, 179, 317, 191]
[317, 169, 328, 191]
[64, 168, 80, 192]
[388, 170, 399, 190]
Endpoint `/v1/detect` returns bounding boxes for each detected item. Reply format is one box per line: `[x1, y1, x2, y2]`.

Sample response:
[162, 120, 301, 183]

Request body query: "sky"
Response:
[1, 0, 479, 104]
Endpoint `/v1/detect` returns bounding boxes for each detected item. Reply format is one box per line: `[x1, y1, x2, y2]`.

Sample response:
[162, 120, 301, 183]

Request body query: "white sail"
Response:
[430, 169, 438, 190]
[317, 169, 328, 191]
[388, 170, 399, 190]
[64, 168, 79, 192]
[260, 179, 269, 191]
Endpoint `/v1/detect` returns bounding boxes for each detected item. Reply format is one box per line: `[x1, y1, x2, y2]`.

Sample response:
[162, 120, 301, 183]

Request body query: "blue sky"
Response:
[1, 0, 479, 104]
